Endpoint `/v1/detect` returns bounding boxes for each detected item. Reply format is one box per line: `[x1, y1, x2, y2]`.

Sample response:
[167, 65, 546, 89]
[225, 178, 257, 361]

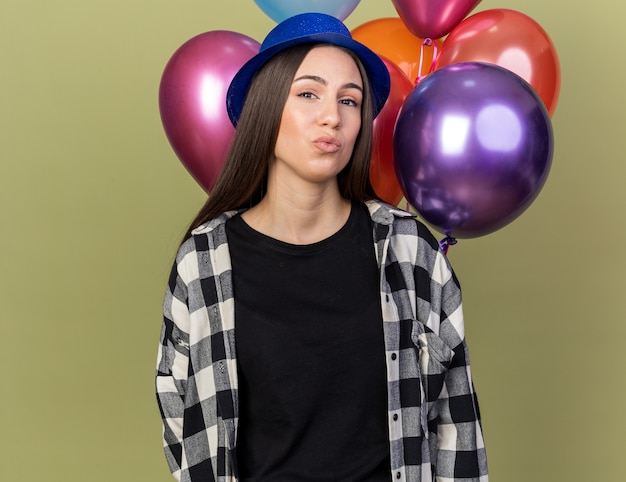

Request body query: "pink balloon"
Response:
[159, 31, 260, 192]
[391, 0, 481, 39]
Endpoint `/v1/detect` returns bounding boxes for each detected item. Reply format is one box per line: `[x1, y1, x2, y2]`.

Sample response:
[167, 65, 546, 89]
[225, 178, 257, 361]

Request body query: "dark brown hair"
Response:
[182, 43, 377, 241]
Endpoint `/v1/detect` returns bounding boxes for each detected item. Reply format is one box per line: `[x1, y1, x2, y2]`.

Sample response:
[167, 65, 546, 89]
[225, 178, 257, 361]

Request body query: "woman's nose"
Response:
[318, 98, 341, 128]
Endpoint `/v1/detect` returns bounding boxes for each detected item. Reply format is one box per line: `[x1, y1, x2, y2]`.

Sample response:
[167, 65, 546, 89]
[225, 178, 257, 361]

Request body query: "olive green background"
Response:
[1, 0, 622, 480]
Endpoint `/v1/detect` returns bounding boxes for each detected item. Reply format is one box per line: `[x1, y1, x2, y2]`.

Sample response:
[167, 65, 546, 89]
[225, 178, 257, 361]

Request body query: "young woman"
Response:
[156, 13, 487, 482]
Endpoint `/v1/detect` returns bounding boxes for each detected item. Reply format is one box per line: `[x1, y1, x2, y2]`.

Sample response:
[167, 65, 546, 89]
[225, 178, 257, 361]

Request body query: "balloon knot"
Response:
[438, 233, 457, 255]
[422, 38, 433, 47]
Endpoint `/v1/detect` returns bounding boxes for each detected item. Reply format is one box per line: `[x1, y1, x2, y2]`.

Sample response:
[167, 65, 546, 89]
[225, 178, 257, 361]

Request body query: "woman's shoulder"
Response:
[365, 199, 413, 224]
[190, 210, 241, 236]
[366, 200, 441, 251]
[173, 210, 241, 264]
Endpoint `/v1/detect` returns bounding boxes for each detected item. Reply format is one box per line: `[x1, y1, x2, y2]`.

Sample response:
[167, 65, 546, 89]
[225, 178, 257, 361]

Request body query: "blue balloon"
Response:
[253, 0, 361, 23]
[393, 62, 554, 238]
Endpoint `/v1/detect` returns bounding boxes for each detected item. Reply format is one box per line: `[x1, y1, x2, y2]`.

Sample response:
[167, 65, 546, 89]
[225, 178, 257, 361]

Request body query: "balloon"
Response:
[394, 62, 553, 238]
[435, 9, 561, 116]
[253, 0, 361, 23]
[159, 31, 260, 192]
[351, 17, 441, 84]
[391, 0, 481, 39]
[370, 58, 414, 205]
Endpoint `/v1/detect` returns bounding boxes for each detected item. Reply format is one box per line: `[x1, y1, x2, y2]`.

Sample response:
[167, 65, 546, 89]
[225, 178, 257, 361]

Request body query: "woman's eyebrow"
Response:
[293, 75, 363, 92]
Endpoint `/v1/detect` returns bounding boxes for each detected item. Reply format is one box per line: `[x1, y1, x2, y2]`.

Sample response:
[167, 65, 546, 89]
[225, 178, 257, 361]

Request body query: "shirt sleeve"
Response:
[431, 250, 488, 481]
[156, 251, 192, 481]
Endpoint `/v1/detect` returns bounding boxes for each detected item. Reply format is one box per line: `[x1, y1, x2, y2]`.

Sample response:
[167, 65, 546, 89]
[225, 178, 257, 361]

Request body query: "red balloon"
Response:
[159, 31, 260, 192]
[351, 18, 441, 84]
[370, 58, 414, 205]
[391, 0, 481, 39]
[434, 9, 561, 116]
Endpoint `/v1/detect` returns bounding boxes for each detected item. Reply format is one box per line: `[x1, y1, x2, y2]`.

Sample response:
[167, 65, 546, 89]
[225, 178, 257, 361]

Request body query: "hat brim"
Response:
[226, 32, 390, 127]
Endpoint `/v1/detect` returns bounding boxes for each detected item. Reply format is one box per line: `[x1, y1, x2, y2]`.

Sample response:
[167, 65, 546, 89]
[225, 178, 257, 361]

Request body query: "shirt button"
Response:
[396, 472, 401, 479]
[391, 353, 397, 361]
[393, 414, 398, 421]
[385, 294, 390, 302]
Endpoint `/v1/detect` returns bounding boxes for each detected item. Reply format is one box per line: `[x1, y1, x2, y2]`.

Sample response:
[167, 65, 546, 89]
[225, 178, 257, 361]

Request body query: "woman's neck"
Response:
[241, 178, 351, 245]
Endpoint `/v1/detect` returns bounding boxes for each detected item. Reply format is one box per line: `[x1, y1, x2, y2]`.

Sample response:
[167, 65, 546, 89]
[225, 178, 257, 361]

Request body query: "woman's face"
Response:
[271, 45, 363, 189]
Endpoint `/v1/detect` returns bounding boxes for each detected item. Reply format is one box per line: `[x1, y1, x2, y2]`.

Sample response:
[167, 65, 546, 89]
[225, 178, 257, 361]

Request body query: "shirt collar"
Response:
[190, 200, 415, 235]
[365, 199, 415, 226]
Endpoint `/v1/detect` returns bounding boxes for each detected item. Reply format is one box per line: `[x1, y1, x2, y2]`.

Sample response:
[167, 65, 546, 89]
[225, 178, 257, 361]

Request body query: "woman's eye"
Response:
[340, 98, 359, 107]
[298, 91, 317, 99]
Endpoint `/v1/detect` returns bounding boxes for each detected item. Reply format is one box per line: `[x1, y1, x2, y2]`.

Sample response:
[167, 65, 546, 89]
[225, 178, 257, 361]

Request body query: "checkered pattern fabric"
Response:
[156, 200, 488, 481]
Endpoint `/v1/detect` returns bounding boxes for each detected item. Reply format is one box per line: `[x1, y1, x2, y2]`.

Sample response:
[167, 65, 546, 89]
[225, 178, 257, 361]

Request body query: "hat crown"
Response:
[260, 13, 351, 52]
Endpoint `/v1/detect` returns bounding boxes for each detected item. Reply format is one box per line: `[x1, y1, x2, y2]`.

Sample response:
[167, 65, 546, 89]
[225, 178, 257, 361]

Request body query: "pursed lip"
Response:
[312, 135, 341, 153]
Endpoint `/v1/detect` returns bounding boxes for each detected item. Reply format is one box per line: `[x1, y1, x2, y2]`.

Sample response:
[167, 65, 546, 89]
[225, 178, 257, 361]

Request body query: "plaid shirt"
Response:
[156, 200, 488, 482]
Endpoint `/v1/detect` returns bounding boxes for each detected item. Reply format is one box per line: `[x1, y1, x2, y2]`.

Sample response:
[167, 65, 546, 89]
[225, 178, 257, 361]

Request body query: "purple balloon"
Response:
[394, 62, 553, 238]
[159, 31, 260, 192]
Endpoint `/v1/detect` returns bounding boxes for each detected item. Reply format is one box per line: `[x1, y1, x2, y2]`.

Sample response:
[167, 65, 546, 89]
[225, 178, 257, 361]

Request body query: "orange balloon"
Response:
[370, 57, 414, 205]
[434, 9, 561, 116]
[352, 18, 442, 84]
